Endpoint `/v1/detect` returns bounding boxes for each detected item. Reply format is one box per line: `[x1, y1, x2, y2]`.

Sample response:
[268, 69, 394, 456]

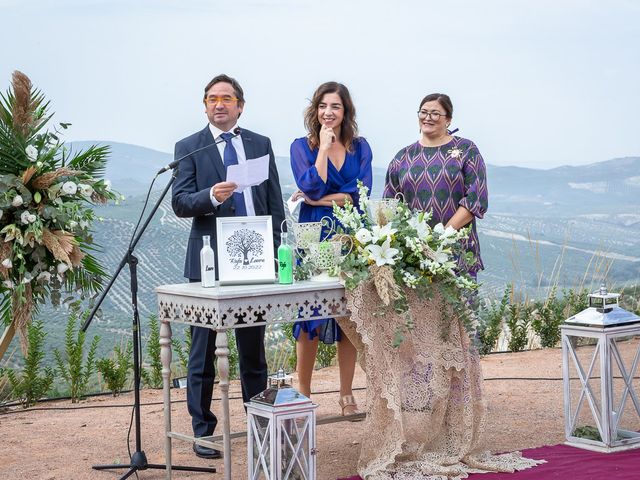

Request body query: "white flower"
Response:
[355, 228, 372, 244]
[365, 237, 399, 266]
[104, 179, 112, 191]
[1, 258, 12, 268]
[28, 213, 36, 223]
[68, 220, 78, 230]
[0, 209, 3, 220]
[57, 263, 70, 274]
[62, 181, 78, 195]
[371, 224, 397, 243]
[78, 183, 93, 197]
[433, 247, 450, 264]
[408, 216, 430, 239]
[79, 220, 89, 229]
[20, 210, 31, 225]
[26, 145, 38, 162]
[11, 195, 23, 207]
[37, 271, 52, 283]
[2, 280, 14, 289]
[448, 148, 462, 158]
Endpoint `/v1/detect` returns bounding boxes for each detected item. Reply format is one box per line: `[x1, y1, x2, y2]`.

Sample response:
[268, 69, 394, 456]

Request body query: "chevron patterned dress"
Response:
[383, 136, 488, 275]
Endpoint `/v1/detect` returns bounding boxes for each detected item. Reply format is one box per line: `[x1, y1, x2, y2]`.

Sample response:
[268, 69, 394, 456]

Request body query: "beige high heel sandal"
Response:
[339, 395, 363, 421]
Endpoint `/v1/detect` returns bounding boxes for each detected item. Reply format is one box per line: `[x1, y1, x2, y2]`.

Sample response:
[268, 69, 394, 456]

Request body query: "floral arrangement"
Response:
[0, 71, 117, 352]
[332, 182, 478, 345]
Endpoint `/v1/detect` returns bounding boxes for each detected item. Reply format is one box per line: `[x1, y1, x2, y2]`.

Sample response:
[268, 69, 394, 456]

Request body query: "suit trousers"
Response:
[186, 283, 268, 438]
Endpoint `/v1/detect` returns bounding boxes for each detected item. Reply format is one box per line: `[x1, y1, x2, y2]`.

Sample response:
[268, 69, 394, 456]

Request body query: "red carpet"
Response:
[338, 444, 640, 479]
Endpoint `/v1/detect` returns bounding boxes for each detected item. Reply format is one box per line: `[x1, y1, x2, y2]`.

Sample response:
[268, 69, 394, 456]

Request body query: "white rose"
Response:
[20, 210, 31, 225]
[12, 195, 24, 207]
[57, 263, 69, 274]
[37, 271, 52, 282]
[1, 258, 12, 268]
[62, 181, 78, 195]
[26, 145, 38, 162]
[28, 214, 36, 223]
[78, 183, 93, 197]
[355, 228, 372, 244]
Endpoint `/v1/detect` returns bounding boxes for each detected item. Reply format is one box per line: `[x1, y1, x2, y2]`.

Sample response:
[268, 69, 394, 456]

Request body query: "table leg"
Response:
[160, 319, 173, 479]
[215, 329, 231, 480]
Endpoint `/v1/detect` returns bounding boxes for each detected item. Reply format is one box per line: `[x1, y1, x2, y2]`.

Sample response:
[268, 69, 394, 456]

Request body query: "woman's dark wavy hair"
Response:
[304, 82, 358, 152]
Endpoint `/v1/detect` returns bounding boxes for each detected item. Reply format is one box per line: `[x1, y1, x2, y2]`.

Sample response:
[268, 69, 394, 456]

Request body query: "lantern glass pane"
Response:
[251, 415, 272, 474]
[281, 417, 310, 478]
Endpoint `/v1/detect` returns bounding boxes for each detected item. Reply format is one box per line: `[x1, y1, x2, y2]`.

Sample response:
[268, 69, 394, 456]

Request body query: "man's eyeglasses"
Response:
[417, 110, 447, 120]
[205, 95, 239, 106]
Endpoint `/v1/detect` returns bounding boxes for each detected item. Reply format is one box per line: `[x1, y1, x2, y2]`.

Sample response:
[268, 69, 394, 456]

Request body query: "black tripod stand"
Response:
[82, 172, 216, 479]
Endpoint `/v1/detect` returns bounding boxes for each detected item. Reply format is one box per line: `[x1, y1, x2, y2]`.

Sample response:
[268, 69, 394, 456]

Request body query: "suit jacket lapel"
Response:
[241, 130, 262, 212]
[200, 126, 225, 181]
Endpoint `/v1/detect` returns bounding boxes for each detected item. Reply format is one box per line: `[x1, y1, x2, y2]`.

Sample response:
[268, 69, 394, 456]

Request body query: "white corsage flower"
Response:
[62, 181, 78, 195]
[20, 210, 31, 225]
[57, 263, 70, 274]
[1, 258, 12, 268]
[366, 237, 399, 266]
[26, 145, 38, 162]
[355, 228, 372, 244]
[448, 148, 462, 159]
[12, 195, 23, 207]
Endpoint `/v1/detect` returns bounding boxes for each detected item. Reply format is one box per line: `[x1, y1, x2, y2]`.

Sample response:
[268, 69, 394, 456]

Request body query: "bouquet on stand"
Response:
[332, 182, 478, 346]
[0, 71, 117, 354]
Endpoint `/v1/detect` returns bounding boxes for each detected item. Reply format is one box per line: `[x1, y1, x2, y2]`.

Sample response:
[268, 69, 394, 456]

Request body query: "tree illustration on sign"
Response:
[226, 229, 264, 265]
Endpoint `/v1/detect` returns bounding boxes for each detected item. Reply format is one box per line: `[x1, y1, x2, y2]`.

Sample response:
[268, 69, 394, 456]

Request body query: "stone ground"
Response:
[2, 339, 640, 480]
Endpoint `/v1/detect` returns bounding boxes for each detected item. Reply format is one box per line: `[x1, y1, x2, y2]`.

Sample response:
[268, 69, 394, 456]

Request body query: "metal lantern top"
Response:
[564, 284, 640, 328]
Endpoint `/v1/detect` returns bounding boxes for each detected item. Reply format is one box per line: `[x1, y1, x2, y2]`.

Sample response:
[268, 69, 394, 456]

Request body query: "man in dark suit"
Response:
[171, 74, 285, 459]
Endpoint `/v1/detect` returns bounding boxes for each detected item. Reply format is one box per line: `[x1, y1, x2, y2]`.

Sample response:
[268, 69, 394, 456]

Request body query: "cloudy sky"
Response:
[2, 0, 639, 169]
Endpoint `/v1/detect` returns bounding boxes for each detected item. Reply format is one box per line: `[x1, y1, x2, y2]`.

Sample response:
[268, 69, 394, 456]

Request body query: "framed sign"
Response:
[216, 215, 275, 285]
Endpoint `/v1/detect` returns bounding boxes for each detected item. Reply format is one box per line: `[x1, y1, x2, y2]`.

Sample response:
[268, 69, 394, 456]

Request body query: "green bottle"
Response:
[278, 231, 294, 284]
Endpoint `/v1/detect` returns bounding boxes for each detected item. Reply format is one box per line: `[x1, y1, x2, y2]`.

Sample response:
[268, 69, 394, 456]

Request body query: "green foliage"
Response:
[531, 286, 565, 348]
[563, 287, 590, 318]
[228, 331, 239, 380]
[281, 322, 298, 372]
[6, 320, 54, 407]
[96, 340, 132, 396]
[506, 299, 532, 353]
[53, 303, 100, 402]
[141, 314, 162, 389]
[316, 341, 336, 369]
[573, 425, 601, 441]
[171, 326, 191, 375]
[477, 285, 511, 355]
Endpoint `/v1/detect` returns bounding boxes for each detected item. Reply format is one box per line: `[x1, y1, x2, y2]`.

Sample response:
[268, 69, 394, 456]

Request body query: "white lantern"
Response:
[561, 285, 640, 452]
[247, 380, 318, 479]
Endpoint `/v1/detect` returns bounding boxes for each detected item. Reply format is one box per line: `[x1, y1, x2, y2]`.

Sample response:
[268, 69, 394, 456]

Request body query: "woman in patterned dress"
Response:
[383, 93, 487, 276]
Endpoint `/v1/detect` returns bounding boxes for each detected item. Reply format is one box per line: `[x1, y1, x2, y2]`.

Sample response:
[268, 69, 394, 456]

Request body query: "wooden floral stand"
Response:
[156, 280, 348, 480]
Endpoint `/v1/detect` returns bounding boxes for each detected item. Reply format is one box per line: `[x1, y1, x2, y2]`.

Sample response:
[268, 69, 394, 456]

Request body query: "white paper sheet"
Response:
[226, 154, 270, 192]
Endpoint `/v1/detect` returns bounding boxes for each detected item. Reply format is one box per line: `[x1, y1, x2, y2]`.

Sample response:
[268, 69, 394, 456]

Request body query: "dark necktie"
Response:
[221, 132, 247, 216]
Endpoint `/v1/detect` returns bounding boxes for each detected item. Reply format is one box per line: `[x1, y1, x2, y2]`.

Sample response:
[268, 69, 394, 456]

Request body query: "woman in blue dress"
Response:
[290, 81, 373, 416]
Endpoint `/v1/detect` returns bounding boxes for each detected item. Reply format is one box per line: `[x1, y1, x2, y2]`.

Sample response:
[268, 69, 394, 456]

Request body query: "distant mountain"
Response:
[71, 141, 640, 217]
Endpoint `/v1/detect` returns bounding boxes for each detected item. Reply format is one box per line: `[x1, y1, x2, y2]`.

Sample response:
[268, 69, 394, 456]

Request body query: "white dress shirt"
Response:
[208, 123, 256, 216]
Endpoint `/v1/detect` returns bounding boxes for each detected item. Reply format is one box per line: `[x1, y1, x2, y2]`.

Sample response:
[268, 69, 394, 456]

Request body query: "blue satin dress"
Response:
[290, 136, 373, 343]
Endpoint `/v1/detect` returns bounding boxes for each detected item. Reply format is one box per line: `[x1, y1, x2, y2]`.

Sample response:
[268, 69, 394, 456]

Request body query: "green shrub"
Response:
[171, 327, 191, 375]
[141, 314, 162, 389]
[531, 286, 565, 348]
[53, 303, 100, 402]
[96, 340, 133, 396]
[477, 285, 511, 355]
[506, 301, 531, 353]
[316, 342, 336, 368]
[6, 320, 54, 407]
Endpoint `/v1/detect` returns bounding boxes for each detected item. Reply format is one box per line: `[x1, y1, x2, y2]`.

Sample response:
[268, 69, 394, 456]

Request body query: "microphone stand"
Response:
[81, 169, 216, 478]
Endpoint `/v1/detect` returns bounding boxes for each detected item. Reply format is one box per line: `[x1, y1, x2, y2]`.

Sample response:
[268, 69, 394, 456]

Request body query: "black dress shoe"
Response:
[193, 442, 222, 459]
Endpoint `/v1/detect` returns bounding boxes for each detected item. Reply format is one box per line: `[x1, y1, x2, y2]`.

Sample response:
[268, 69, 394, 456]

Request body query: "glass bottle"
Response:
[200, 235, 216, 287]
[277, 231, 294, 284]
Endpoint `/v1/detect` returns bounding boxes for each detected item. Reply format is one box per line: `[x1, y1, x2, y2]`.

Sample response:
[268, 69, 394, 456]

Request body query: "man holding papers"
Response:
[171, 74, 285, 459]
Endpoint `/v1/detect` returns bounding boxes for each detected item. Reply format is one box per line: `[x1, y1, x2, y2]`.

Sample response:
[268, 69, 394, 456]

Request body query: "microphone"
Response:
[156, 127, 242, 175]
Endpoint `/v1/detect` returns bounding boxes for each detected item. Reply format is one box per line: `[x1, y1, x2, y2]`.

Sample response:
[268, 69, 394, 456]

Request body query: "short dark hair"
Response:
[304, 81, 358, 152]
[419, 93, 453, 118]
[203, 74, 245, 106]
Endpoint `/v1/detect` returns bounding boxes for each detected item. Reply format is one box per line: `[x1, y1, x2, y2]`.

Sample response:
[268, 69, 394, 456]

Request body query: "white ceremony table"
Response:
[156, 280, 348, 480]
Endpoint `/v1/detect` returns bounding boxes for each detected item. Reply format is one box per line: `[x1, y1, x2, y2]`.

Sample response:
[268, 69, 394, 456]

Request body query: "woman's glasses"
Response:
[417, 110, 446, 120]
